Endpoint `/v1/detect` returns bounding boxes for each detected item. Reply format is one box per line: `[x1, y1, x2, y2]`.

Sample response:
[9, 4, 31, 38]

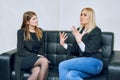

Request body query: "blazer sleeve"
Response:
[66, 42, 82, 56]
[17, 29, 35, 57]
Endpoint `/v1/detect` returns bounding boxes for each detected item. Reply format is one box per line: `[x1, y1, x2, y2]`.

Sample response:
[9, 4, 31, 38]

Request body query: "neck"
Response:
[29, 26, 35, 32]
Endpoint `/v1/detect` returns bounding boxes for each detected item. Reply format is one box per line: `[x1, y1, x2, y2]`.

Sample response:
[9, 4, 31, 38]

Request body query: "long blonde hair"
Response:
[80, 8, 96, 33]
[21, 11, 42, 40]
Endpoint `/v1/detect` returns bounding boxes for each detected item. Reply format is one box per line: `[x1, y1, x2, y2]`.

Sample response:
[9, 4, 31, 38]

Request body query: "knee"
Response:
[67, 71, 83, 80]
[40, 58, 49, 65]
[32, 66, 40, 74]
[59, 62, 63, 68]
[59, 61, 65, 70]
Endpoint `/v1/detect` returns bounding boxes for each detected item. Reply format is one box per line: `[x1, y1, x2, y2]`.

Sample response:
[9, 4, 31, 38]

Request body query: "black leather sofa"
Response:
[0, 31, 120, 80]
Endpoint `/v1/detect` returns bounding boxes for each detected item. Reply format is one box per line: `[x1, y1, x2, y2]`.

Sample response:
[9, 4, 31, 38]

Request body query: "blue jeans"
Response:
[59, 57, 103, 80]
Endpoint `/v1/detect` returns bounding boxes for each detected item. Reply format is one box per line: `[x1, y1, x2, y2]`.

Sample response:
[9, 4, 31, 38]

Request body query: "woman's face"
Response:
[28, 15, 38, 27]
[80, 10, 89, 26]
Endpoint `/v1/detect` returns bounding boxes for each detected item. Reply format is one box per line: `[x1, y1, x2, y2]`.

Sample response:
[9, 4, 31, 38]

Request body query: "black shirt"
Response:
[30, 32, 40, 54]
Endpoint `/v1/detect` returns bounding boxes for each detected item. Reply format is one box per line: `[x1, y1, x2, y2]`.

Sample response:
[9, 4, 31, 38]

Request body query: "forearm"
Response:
[17, 49, 34, 57]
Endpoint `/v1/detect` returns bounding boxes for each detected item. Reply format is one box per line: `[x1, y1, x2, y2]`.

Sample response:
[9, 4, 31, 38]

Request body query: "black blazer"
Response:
[14, 28, 45, 80]
[66, 27, 102, 58]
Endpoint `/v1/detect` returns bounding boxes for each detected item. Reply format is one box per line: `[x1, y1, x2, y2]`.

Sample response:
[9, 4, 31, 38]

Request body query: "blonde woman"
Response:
[59, 7, 103, 80]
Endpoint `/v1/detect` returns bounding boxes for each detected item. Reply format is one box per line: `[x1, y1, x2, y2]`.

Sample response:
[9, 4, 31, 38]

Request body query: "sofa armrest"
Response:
[108, 51, 120, 80]
[0, 49, 17, 80]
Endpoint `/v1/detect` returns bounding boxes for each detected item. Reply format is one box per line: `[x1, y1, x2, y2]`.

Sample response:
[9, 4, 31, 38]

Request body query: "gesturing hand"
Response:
[59, 32, 68, 46]
[72, 26, 85, 43]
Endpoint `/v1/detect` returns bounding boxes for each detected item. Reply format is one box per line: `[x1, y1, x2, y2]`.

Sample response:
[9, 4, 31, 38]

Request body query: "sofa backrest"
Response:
[101, 32, 114, 69]
[43, 31, 114, 69]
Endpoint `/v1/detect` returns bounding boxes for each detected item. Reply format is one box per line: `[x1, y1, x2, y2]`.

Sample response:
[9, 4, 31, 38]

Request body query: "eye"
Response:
[84, 13, 87, 16]
[32, 18, 36, 20]
[80, 13, 83, 16]
[33, 17, 38, 20]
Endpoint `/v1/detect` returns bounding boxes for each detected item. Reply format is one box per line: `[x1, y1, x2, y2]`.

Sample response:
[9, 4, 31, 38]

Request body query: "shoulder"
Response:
[91, 26, 102, 34]
[38, 27, 44, 34]
[38, 27, 43, 32]
[88, 26, 102, 37]
[95, 26, 101, 31]
[17, 29, 25, 35]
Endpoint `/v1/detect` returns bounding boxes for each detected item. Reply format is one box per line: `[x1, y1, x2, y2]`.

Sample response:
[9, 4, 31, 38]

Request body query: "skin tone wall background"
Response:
[0, 0, 120, 54]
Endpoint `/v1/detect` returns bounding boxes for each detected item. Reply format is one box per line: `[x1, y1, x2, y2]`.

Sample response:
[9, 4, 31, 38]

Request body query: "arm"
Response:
[71, 26, 86, 52]
[17, 29, 34, 57]
[59, 31, 82, 56]
[69, 26, 102, 55]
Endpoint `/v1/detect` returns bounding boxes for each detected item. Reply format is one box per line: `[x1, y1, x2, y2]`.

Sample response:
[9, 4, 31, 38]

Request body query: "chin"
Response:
[81, 23, 85, 25]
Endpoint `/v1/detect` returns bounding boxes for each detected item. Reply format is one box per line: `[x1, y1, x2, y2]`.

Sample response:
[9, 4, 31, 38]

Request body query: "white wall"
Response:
[0, 0, 120, 54]
[0, 0, 59, 54]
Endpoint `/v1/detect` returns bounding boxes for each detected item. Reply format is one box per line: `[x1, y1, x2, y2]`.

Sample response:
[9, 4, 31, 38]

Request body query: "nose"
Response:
[80, 17, 83, 21]
[80, 15, 84, 18]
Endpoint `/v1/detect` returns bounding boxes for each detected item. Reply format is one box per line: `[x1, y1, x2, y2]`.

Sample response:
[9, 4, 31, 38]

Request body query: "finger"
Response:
[63, 33, 67, 37]
[64, 36, 68, 40]
[73, 27, 78, 32]
[72, 26, 78, 32]
[72, 25, 76, 28]
[60, 32, 65, 38]
[61, 32, 65, 36]
[71, 26, 74, 31]
[81, 31, 86, 36]
[59, 32, 62, 37]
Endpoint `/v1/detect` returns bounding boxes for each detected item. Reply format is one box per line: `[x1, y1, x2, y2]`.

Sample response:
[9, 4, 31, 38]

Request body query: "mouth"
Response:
[80, 20, 83, 22]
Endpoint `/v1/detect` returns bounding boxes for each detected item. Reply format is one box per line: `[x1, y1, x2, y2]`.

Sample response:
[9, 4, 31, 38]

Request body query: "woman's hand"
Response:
[59, 32, 68, 46]
[72, 26, 85, 43]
